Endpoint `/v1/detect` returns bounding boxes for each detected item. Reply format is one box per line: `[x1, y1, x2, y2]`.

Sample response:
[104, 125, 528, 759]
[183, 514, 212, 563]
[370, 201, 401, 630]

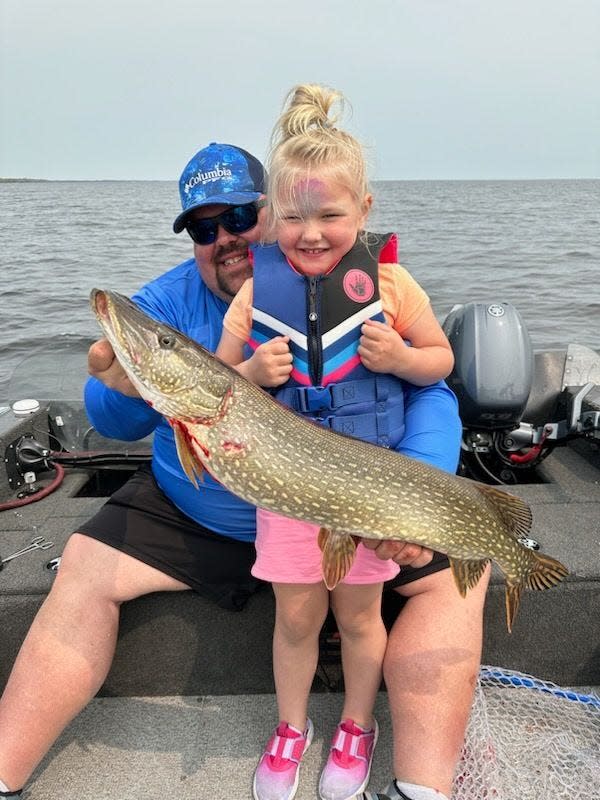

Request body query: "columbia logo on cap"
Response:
[184, 166, 233, 195]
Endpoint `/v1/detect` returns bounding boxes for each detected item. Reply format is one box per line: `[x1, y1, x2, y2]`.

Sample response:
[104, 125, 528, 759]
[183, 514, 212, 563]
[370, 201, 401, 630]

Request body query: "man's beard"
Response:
[214, 242, 253, 299]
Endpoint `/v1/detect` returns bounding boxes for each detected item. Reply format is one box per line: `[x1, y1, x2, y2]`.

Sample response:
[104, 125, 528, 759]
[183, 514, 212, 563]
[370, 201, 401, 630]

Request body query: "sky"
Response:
[1, 0, 599, 181]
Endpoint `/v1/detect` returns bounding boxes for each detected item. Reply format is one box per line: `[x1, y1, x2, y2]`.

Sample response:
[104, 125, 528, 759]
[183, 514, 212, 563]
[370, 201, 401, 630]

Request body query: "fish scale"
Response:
[91, 289, 569, 631]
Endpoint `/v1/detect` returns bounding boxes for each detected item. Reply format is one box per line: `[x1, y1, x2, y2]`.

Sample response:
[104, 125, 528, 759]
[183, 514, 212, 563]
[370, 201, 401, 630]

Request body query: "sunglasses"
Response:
[185, 200, 266, 246]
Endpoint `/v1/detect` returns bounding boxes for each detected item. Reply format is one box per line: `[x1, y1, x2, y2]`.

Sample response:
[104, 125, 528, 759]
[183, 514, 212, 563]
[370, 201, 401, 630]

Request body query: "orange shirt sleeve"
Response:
[222, 278, 254, 342]
[378, 263, 430, 335]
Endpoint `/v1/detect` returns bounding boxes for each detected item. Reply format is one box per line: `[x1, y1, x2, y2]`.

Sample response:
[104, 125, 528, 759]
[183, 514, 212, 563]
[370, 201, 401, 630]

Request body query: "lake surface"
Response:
[1, 178, 598, 401]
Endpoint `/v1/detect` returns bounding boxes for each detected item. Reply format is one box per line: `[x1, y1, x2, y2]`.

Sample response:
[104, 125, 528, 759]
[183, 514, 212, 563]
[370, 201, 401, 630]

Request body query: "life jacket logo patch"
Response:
[343, 269, 375, 303]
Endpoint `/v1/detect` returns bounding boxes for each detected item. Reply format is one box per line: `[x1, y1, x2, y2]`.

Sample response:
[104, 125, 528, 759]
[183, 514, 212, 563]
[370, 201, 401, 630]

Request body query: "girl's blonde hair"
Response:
[265, 84, 369, 239]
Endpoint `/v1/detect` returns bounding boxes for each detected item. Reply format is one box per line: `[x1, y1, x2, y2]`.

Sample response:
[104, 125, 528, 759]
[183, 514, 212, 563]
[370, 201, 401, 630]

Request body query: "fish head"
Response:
[90, 289, 231, 421]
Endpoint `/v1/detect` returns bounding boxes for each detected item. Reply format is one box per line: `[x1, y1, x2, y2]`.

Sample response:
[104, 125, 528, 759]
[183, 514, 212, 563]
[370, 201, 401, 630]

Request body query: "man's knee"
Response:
[61, 532, 110, 565]
[55, 532, 189, 603]
[58, 533, 121, 586]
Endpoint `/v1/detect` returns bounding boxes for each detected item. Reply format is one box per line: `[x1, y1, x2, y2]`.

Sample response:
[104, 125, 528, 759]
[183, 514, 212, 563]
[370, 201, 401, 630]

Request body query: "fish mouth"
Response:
[90, 289, 149, 364]
[91, 289, 118, 341]
[91, 288, 123, 328]
[90, 288, 108, 318]
[91, 288, 135, 319]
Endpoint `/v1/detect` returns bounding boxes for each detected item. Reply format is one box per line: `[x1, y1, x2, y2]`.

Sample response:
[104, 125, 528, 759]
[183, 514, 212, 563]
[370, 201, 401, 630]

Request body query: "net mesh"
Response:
[452, 666, 600, 800]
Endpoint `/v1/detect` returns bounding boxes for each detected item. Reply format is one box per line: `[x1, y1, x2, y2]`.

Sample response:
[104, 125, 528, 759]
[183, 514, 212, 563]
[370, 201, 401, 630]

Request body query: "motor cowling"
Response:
[443, 302, 534, 431]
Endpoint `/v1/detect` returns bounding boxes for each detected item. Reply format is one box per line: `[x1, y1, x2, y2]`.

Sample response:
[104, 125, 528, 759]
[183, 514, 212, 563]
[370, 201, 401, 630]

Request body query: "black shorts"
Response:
[76, 465, 263, 611]
[381, 551, 450, 629]
[76, 465, 448, 609]
[384, 550, 450, 591]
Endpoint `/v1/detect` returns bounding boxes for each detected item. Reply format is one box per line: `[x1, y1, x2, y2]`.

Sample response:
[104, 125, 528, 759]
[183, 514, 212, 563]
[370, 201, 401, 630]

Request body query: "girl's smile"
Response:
[276, 177, 372, 276]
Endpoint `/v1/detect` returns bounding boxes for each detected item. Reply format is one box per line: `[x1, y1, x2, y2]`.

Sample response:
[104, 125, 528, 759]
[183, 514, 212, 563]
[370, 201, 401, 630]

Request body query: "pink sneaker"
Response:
[253, 718, 314, 800]
[318, 718, 379, 800]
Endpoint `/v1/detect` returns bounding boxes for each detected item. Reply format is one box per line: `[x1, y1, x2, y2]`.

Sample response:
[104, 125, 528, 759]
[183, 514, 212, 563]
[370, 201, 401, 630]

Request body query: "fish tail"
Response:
[505, 552, 568, 632]
[526, 551, 569, 590]
[318, 528, 357, 590]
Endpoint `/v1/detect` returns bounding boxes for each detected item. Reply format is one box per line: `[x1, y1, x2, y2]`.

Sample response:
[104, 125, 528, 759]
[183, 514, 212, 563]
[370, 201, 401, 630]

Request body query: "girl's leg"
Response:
[254, 583, 327, 800]
[330, 582, 387, 727]
[272, 582, 329, 729]
[318, 583, 385, 800]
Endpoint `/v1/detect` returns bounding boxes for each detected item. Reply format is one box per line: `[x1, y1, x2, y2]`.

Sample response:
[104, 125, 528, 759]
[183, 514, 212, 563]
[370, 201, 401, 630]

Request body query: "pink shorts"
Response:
[252, 509, 400, 585]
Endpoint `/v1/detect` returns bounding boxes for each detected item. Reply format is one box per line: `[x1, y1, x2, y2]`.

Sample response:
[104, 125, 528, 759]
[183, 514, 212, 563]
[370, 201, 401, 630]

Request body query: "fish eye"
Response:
[158, 333, 176, 349]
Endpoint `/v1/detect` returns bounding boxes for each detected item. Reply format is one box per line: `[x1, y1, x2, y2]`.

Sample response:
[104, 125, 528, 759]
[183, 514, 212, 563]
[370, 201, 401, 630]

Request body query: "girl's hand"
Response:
[245, 336, 293, 387]
[358, 319, 411, 375]
[359, 308, 454, 386]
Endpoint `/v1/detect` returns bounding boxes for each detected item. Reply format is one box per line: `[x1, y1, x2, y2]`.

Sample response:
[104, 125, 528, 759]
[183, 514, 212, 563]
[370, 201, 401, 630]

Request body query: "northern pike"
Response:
[91, 289, 568, 631]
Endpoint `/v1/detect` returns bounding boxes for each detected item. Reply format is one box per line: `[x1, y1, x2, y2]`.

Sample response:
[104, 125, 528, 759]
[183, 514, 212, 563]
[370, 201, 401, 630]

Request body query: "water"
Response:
[1, 179, 598, 401]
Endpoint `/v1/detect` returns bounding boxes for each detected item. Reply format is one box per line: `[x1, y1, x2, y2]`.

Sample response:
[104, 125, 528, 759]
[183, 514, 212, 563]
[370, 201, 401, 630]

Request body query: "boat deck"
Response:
[1, 406, 599, 798]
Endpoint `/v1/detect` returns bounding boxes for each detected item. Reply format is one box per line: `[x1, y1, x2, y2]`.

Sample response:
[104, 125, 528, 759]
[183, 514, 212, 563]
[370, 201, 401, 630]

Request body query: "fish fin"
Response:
[172, 422, 204, 487]
[505, 581, 523, 633]
[526, 551, 569, 590]
[317, 526, 330, 552]
[475, 484, 533, 539]
[449, 557, 490, 598]
[318, 527, 357, 590]
[504, 553, 568, 633]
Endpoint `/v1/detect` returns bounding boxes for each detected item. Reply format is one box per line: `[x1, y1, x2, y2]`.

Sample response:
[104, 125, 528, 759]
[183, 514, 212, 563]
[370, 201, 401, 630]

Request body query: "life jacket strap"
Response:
[278, 376, 401, 414]
[309, 402, 405, 448]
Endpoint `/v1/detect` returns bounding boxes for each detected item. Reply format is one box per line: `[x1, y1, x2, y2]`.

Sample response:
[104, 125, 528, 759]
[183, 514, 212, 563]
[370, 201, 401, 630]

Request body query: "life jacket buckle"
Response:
[296, 385, 333, 413]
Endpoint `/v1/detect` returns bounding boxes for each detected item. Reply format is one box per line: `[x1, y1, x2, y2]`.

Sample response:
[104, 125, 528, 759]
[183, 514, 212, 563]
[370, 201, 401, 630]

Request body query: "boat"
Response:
[1, 301, 599, 799]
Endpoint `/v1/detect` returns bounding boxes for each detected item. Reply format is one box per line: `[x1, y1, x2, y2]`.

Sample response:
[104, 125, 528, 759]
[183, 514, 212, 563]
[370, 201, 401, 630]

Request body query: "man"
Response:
[0, 142, 487, 800]
[0, 142, 268, 797]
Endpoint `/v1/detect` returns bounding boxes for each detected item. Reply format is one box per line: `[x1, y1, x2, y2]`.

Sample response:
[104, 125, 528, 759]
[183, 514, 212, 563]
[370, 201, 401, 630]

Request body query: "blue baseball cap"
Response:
[173, 142, 267, 233]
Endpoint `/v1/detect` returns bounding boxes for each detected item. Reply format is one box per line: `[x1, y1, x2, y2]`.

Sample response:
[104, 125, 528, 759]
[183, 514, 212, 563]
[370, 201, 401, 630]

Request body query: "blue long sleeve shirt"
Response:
[84, 258, 257, 541]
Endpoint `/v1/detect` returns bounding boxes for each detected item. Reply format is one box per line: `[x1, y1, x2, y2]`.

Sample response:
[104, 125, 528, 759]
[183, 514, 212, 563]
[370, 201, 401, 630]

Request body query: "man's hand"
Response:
[361, 538, 434, 568]
[88, 338, 140, 397]
[243, 336, 293, 387]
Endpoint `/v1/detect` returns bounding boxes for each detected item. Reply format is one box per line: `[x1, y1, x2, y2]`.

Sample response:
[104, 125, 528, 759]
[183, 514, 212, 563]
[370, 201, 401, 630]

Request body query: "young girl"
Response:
[217, 84, 456, 800]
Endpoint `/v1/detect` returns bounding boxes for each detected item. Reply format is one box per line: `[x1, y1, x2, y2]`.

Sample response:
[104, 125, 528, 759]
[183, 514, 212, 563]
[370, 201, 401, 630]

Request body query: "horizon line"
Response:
[2, 175, 598, 183]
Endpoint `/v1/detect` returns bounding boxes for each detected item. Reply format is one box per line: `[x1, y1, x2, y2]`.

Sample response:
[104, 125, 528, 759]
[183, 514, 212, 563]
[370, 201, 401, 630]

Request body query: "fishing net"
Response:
[452, 666, 600, 799]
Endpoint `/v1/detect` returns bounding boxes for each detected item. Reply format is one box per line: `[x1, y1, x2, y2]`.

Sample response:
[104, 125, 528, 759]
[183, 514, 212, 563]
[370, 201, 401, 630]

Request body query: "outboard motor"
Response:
[443, 302, 537, 482]
[444, 302, 600, 484]
[443, 302, 534, 431]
